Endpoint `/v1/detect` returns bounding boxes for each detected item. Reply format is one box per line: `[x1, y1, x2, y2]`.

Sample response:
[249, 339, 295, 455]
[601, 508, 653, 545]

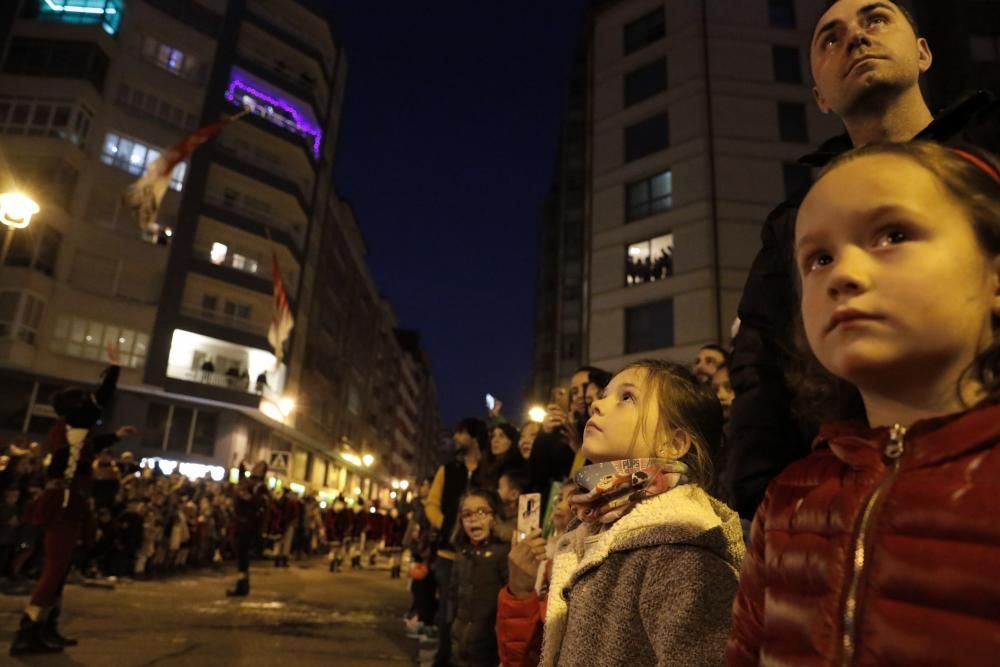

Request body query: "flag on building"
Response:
[122, 110, 247, 233]
[268, 250, 294, 365]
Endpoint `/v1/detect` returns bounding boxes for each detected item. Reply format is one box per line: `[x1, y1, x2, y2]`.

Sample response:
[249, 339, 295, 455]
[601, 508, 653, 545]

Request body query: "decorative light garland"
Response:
[224, 77, 323, 158]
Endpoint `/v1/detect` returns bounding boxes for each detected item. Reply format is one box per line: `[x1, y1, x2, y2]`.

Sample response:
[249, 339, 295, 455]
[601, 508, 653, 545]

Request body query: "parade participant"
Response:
[348, 500, 367, 569]
[225, 461, 269, 597]
[10, 357, 135, 656]
[324, 498, 349, 572]
[727, 142, 1000, 666]
[384, 507, 407, 579]
[271, 487, 299, 568]
[448, 489, 509, 667]
[497, 361, 743, 667]
[726, 0, 1000, 524]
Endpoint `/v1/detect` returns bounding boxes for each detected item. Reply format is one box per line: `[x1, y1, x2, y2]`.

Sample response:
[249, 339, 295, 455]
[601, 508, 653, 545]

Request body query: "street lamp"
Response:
[0, 192, 40, 266]
[528, 405, 547, 423]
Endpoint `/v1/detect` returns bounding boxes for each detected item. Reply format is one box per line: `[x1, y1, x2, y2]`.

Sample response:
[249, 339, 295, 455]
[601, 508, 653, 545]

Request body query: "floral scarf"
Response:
[570, 458, 688, 525]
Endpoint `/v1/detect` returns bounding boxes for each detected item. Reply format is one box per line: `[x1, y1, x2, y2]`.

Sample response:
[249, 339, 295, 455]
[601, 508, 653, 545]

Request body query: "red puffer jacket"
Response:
[727, 401, 1000, 667]
[496, 586, 545, 667]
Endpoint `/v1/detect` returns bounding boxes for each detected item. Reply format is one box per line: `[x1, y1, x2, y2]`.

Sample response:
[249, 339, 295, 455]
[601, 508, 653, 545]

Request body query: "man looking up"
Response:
[725, 0, 999, 523]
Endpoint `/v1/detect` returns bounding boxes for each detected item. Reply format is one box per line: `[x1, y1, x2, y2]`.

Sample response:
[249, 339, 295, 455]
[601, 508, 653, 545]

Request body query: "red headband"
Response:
[953, 148, 1000, 183]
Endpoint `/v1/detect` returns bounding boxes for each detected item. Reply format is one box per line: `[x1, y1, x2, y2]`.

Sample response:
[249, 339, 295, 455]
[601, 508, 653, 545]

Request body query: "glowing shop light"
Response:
[390, 479, 400, 490]
[369, 506, 376, 514]
[528, 406, 547, 423]
[361, 454, 375, 467]
[289, 482, 306, 495]
[224, 78, 323, 158]
[390, 491, 397, 500]
[399, 480, 410, 491]
[141, 457, 225, 482]
[340, 452, 362, 467]
[279, 397, 296, 416]
[319, 501, 327, 509]
[353, 487, 362, 496]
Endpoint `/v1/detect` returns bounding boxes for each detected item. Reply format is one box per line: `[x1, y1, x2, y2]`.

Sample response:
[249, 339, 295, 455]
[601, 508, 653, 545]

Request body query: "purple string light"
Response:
[224, 77, 323, 158]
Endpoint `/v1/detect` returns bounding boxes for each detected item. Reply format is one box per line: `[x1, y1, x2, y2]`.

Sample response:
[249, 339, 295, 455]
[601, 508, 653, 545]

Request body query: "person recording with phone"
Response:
[528, 367, 611, 504]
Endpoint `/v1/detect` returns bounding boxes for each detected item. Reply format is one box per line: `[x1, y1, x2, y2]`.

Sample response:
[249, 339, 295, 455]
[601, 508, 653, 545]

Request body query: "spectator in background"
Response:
[529, 367, 610, 503]
[517, 422, 540, 461]
[479, 423, 523, 492]
[691, 344, 727, 385]
[424, 417, 486, 667]
[495, 468, 532, 543]
[448, 490, 509, 667]
[711, 364, 735, 423]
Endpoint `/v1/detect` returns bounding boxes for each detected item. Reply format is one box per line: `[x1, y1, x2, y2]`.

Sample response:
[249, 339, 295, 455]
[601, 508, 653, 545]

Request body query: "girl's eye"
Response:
[621, 391, 635, 403]
[875, 228, 907, 247]
[803, 251, 834, 274]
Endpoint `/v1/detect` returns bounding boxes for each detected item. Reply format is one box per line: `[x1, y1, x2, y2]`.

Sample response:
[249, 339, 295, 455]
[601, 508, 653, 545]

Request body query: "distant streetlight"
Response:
[0, 192, 40, 266]
[361, 453, 375, 467]
[528, 405, 547, 423]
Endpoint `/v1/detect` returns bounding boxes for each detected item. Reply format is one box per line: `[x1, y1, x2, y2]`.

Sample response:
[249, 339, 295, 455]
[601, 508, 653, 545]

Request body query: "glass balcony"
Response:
[166, 328, 286, 397]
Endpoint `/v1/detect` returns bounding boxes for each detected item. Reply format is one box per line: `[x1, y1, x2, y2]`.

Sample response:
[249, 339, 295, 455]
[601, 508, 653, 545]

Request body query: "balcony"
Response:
[235, 48, 327, 118]
[166, 329, 286, 408]
[243, 6, 334, 81]
[179, 303, 268, 338]
[224, 73, 322, 161]
[212, 142, 312, 210]
[200, 189, 304, 257]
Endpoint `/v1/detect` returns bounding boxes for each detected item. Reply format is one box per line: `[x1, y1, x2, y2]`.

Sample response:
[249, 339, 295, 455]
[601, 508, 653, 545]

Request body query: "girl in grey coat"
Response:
[499, 361, 744, 667]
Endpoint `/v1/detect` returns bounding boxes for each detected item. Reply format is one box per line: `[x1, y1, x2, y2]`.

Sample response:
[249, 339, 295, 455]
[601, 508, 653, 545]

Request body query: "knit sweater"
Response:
[534, 484, 745, 667]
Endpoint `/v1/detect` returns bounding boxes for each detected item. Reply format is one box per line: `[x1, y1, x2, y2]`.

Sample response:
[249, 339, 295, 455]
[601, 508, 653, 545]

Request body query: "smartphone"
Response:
[550, 386, 570, 413]
[517, 492, 542, 540]
[485, 393, 496, 411]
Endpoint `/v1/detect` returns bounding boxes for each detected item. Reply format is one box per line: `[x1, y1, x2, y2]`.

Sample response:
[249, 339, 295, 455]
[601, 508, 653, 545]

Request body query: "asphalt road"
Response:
[0, 559, 418, 666]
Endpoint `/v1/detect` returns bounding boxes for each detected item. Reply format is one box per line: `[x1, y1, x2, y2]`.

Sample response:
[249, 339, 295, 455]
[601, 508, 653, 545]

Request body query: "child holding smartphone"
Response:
[727, 142, 1000, 666]
[498, 361, 744, 666]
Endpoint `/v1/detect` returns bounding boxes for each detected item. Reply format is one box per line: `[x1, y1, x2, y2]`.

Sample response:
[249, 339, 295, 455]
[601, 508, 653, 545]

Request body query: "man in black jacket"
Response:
[725, 0, 1000, 522]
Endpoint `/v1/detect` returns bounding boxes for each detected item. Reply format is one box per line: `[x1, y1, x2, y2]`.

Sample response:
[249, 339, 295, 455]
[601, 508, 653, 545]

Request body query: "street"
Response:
[0, 560, 419, 666]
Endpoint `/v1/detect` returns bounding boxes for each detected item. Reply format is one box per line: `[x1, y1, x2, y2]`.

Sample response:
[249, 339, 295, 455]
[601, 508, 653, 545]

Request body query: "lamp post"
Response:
[0, 192, 40, 266]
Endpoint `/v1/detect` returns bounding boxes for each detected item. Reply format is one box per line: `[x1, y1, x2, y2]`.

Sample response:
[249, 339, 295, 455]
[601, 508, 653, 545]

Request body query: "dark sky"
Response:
[318, 1, 589, 427]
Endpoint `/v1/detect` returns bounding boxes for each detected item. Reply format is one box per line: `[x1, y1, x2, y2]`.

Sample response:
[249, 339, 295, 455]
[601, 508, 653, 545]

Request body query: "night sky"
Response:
[318, 1, 590, 428]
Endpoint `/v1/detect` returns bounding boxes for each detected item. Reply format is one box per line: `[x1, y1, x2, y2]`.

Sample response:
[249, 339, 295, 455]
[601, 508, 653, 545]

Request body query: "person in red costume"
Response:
[10, 349, 135, 656]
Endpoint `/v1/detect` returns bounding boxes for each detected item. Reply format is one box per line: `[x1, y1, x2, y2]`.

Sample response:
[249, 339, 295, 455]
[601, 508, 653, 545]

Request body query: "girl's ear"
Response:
[659, 429, 692, 461]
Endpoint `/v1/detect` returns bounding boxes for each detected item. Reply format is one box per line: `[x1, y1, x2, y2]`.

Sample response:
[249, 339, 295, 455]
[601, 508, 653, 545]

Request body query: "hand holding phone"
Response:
[517, 493, 542, 540]
[485, 393, 496, 411]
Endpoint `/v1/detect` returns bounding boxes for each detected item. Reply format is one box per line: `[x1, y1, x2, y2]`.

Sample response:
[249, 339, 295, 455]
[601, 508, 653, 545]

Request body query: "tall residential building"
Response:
[0, 0, 437, 501]
[582, 0, 845, 372]
[531, 32, 590, 400]
[908, 0, 1000, 109]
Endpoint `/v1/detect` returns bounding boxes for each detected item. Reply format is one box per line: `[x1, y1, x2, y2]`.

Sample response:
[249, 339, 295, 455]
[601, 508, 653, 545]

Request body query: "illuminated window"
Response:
[210, 242, 228, 265]
[50, 315, 149, 367]
[626, 233, 674, 286]
[100, 132, 187, 191]
[139, 35, 203, 81]
[38, 0, 123, 36]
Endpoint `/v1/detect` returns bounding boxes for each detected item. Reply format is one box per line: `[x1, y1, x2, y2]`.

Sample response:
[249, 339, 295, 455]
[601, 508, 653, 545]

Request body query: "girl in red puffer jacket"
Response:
[727, 142, 1000, 667]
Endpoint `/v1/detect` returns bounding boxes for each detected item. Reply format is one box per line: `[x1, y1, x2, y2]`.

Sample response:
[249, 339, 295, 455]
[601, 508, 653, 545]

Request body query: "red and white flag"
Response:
[268, 250, 294, 365]
[123, 111, 247, 233]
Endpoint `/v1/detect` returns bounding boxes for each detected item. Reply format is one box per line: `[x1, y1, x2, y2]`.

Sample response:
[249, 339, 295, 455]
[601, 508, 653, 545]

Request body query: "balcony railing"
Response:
[201, 189, 303, 234]
[179, 303, 268, 337]
[213, 142, 313, 201]
[235, 48, 328, 111]
[167, 364, 261, 394]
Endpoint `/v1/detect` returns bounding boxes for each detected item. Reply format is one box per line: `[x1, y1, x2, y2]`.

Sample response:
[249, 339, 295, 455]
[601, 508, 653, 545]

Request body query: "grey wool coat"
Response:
[539, 485, 745, 667]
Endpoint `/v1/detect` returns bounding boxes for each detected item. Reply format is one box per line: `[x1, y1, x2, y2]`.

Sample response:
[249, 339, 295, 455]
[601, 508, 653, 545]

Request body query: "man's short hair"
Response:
[455, 417, 489, 450]
[817, 0, 919, 36]
[809, 1, 921, 75]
